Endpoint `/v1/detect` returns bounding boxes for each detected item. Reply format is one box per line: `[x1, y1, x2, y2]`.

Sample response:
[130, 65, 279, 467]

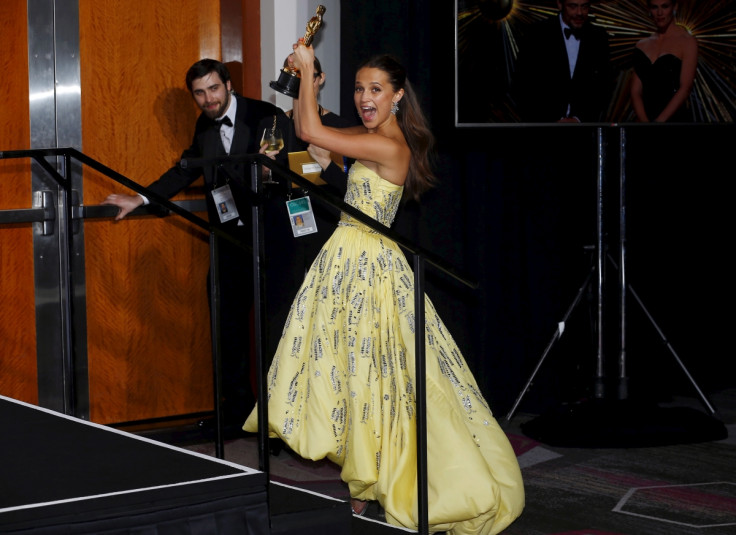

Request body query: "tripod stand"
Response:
[505, 127, 724, 446]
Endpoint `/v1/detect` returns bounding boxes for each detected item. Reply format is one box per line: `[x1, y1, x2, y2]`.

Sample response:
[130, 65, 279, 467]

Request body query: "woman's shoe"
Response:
[350, 499, 368, 516]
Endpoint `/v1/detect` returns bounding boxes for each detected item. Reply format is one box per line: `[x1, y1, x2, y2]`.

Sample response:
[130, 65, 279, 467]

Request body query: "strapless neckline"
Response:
[634, 47, 681, 67]
[632, 47, 688, 122]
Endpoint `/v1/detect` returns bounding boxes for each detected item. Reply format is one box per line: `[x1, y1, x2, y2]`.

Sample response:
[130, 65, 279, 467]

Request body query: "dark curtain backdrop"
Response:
[339, 2, 734, 416]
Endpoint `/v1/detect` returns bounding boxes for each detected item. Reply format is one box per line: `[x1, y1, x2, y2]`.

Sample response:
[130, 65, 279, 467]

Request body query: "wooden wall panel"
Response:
[241, 0, 262, 98]
[0, 1, 37, 404]
[79, 1, 221, 424]
[222, 0, 260, 99]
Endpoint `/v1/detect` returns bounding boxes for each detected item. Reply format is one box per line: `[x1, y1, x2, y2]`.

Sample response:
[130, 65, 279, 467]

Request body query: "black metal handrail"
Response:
[1, 147, 477, 535]
[181, 153, 478, 289]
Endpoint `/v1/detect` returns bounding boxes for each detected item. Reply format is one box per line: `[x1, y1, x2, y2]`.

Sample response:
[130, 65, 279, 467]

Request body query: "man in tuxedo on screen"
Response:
[511, 0, 612, 123]
[103, 59, 282, 431]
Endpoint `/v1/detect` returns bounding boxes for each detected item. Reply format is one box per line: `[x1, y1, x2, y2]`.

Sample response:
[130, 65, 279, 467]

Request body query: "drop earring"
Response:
[391, 100, 399, 115]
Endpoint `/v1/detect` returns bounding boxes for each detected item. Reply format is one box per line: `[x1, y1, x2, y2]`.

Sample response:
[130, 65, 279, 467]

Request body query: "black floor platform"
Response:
[0, 396, 366, 534]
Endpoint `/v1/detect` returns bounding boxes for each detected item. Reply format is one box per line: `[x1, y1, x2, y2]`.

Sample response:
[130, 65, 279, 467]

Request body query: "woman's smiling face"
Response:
[354, 67, 399, 130]
[648, 0, 676, 30]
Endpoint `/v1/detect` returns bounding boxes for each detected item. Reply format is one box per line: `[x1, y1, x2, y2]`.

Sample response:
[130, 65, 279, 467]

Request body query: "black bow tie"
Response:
[564, 27, 580, 40]
[216, 116, 233, 128]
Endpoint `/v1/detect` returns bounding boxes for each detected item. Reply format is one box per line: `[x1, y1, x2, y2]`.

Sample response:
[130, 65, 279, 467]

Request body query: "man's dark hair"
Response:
[185, 59, 231, 92]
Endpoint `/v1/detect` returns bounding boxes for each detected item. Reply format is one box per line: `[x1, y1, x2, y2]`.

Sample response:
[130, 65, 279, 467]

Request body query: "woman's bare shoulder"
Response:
[676, 26, 697, 48]
[636, 35, 655, 50]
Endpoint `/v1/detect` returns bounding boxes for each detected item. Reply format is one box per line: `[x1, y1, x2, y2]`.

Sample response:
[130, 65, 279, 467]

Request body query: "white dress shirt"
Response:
[560, 15, 581, 118]
[217, 94, 237, 154]
[561, 16, 580, 77]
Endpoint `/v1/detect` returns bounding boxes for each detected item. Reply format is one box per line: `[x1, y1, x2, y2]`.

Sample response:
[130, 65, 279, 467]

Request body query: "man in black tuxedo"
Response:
[103, 59, 282, 429]
[511, 0, 612, 123]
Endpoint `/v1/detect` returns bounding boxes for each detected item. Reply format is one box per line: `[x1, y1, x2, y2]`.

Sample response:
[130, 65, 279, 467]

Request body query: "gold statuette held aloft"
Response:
[269, 5, 326, 98]
[303, 5, 326, 47]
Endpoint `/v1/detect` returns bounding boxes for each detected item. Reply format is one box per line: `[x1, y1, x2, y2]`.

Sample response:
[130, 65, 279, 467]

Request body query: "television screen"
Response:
[455, 0, 736, 126]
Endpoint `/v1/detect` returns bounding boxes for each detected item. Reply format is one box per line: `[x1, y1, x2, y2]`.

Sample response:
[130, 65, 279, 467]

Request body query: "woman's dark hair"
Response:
[357, 54, 436, 201]
[185, 59, 231, 92]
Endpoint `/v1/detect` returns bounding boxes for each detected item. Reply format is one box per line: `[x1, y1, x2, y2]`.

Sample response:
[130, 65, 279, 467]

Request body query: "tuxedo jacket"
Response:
[511, 15, 612, 123]
[147, 94, 282, 226]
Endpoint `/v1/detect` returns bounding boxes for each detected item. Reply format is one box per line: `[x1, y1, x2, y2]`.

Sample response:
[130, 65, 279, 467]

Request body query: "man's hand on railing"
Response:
[101, 193, 145, 221]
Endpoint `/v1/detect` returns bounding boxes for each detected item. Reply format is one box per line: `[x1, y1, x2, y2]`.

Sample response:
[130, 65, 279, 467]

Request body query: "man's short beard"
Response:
[205, 91, 231, 119]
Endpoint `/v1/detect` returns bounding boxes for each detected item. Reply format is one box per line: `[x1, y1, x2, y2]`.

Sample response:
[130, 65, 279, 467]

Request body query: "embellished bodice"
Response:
[338, 162, 404, 231]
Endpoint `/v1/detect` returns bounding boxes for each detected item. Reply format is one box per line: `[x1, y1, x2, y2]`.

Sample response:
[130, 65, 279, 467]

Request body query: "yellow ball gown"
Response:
[244, 162, 524, 534]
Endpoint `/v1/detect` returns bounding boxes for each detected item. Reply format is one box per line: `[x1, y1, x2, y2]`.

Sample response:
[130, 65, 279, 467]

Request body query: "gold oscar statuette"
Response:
[269, 5, 326, 98]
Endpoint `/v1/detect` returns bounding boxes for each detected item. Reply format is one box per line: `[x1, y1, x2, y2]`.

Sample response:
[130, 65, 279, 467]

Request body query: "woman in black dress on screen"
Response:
[630, 0, 697, 122]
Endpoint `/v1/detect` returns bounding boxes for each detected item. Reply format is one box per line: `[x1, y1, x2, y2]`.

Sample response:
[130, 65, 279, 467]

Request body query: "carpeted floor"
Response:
[171, 388, 736, 534]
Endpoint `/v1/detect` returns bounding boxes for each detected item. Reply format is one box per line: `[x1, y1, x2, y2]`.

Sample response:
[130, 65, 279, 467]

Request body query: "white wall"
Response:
[260, 0, 341, 115]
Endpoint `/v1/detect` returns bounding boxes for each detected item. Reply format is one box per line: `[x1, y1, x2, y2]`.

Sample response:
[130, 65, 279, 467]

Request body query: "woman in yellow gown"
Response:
[244, 42, 524, 534]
